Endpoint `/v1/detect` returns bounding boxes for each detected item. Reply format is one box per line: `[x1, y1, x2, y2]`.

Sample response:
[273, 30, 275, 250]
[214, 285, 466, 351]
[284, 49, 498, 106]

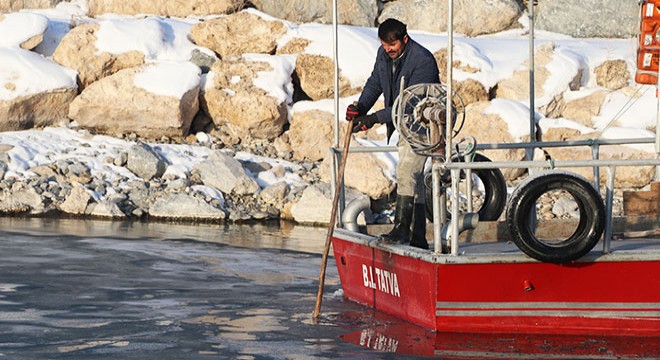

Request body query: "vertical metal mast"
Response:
[527, 0, 536, 161]
[446, 0, 460, 255]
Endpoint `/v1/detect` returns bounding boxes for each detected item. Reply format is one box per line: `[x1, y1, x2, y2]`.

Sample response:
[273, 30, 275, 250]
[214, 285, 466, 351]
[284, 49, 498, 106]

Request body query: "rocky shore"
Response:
[0, 0, 656, 226]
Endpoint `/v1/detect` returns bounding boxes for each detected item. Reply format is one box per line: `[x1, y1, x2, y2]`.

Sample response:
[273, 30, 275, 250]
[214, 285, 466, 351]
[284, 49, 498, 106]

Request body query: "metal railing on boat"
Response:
[437, 156, 660, 256]
[331, 137, 660, 256]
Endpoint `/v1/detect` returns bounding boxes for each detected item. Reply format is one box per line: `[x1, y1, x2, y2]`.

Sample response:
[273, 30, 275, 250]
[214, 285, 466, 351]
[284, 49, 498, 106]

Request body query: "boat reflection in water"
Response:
[339, 310, 660, 359]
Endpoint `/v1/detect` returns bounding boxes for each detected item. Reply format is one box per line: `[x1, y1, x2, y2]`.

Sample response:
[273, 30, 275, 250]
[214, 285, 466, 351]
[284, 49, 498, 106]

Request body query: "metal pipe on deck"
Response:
[450, 168, 460, 255]
[603, 166, 616, 253]
[591, 143, 601, 193]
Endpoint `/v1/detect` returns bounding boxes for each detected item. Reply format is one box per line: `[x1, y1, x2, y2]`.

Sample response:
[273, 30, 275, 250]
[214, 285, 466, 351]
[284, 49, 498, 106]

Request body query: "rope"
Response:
[591, 84, 649, 142]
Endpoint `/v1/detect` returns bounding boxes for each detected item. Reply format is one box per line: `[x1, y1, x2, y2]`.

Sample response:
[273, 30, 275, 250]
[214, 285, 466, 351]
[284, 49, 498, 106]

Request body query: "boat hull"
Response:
[332, 229, 660, 335]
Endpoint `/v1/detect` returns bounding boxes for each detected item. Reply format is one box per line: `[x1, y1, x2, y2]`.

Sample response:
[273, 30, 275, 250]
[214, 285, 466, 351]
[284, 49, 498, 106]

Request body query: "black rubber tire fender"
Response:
[425, 153, 507, 222]
[505, 171, 606, 264]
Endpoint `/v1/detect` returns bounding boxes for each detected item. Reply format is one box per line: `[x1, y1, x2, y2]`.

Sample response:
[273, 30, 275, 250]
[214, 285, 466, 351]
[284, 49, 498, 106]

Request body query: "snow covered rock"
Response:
[193, 151, 259, 196]
[560, 90, 608, 127]
[68, 62, 201, 138]
[494, 42, 582, 115]
[379, 0, 523, 37]
[0, 49, 77, 131]
[88, 0, 244, 17]
[190, 11, 287, 59]
[149, 192, 227, 220]
[52, 23, 145, 89]
[433, 49, 490, 106]
[201, 56, 291, 140]
[250, 0, 377, 27]
[462, 101, 527, 180]
[0, 12, 48, 50]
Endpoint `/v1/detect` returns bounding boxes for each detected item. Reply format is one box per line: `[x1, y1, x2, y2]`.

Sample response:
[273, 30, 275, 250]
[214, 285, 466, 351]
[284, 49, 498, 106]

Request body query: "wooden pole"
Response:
[312, 120, 353, 324]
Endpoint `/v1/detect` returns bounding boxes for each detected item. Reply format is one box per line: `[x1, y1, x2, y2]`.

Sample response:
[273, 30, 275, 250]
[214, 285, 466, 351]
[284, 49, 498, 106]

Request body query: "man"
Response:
[346, 18, 440, 249]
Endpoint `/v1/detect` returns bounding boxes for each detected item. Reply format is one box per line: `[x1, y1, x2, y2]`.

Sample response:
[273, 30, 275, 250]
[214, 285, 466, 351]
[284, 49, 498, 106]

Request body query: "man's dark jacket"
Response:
[356, 38, 440, 141]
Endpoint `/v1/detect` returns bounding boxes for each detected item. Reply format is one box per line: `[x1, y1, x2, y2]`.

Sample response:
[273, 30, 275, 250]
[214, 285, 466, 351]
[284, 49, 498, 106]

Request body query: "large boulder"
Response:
[379, 0, 523, 37]
[190, 11, 287, 59]
[294, 54, 360, 100]
[319, 149, 395, 200]
[462, 101, 528, 180]
[288, 109, 335, 162]
[0, 12, 48, 50]
[0, 49, 77, 131]
[560, 90, 608, 127]
[126, 142, 168, 181]
[287, 106, 384, 162]
[59, 183, 92, 215]
[250, 0, 378, 27]
[88, 0, 244, 17]
[594, 60, 630, 91]
[193, 151, 259, 195]
[68, 62, 201, 138]
[0, 183, 46, 214]
[0, 0, 62, 12]
[201, 55, 291, 140]
[536, 0, 638, 38]
[287, 182, 370, 225]
[52, 22, 144, 89]
[149, 192, 226, 220]
[276, 37, 311, 55]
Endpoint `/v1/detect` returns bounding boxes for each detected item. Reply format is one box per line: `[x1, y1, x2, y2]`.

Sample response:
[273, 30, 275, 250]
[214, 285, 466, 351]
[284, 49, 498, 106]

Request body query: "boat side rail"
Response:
[434, 157, 660, 257]
[331, 136, 656, 203]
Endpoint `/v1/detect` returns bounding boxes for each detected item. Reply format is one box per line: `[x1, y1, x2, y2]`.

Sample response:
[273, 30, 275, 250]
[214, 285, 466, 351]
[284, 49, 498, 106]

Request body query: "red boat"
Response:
[320, 0, 660, 343]
[332, 227, 660, 336]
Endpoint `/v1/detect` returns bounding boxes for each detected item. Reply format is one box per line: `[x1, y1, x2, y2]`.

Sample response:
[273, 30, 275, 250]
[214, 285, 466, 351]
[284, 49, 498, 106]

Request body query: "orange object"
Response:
[635, 1, 660, 84]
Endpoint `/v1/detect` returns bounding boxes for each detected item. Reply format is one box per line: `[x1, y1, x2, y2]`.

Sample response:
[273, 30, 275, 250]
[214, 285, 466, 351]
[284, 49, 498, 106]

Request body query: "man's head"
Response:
[378, 18, 409, 59]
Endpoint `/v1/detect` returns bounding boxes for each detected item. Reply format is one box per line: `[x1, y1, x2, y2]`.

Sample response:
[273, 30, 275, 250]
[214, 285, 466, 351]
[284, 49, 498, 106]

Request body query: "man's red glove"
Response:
[345, 104, 361, 121]
[352, 113, 378, 133]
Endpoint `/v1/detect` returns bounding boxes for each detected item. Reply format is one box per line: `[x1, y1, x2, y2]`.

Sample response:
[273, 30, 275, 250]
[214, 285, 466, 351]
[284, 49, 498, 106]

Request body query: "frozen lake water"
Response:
[0, 218, 431, 359]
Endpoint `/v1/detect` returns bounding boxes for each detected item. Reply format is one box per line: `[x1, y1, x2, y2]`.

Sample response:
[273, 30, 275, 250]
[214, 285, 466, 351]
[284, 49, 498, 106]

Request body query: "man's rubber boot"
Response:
[409, 202, 429, 249]
[380, 195, 414, 244]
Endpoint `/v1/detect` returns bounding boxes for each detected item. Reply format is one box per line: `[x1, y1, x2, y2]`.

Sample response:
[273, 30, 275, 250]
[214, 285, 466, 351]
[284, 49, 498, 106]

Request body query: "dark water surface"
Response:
[0, 218, 431, 359]
[0, 218, 657, 360]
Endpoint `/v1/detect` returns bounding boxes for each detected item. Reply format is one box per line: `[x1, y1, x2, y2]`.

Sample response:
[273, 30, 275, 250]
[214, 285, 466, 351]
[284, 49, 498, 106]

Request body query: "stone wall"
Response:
[1, 0, 640, 39]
